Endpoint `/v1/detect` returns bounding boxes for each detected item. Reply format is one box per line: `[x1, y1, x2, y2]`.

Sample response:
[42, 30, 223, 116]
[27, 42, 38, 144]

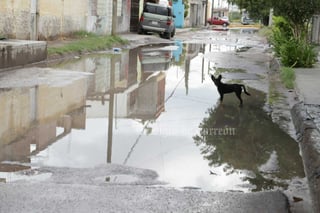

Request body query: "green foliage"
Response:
[193, 88, 304, 191]
[270, 16, 293, 56]
[279, 38, 316, 68]
[229, 0, 320, 31]
[48, 32, 128, 55]
[229, 11, 241, 21]
[228, 0, 272, 23]
[270, 16, 316, 68]
[280, 67, 295, 89]
[183, 0, 189, 18]
[272, 0, 320, 38]
[258, 26, 272, 42]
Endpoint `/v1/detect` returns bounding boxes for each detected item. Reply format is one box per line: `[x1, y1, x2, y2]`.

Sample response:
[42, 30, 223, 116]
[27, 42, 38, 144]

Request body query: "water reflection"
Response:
[193, 88, 305, 191]
[0, 41, 304, 192]
[0, 69, 89, 181]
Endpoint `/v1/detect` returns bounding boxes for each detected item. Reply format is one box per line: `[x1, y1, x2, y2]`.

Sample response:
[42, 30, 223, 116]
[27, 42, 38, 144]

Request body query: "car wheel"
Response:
[138, 26, 144, 34]
[165, 32, 171, 39]
[171, 30, 175, 38]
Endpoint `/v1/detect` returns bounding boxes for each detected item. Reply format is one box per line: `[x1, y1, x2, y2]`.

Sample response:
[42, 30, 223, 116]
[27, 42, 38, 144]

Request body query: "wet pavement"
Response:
[0, 165, 290, 213]
[0, 28, 309, 211]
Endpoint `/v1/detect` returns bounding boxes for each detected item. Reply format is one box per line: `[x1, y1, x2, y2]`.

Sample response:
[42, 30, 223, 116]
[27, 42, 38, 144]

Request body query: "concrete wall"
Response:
[117, 0, 132, 33]
[0, 0, 32, 39]
[0, 40, 47, 69]
[189, 0, 205, 27]
[0, 0, 131, 40]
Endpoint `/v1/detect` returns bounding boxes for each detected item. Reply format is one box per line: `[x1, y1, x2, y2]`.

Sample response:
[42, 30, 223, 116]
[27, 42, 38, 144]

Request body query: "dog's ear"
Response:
[217, 75, 222, 81]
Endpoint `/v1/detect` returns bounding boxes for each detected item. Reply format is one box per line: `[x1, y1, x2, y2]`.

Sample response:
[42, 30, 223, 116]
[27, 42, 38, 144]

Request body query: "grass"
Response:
[280, 67, 295, 89]
[213, 67, 247, 75]
[258, 26, 272, 41]
[47, 31, 128, 55]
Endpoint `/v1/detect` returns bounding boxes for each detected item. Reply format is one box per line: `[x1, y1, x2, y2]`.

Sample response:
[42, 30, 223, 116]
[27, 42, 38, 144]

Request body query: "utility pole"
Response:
[112, 0, 118, 35]
[269, 8, 273, 26]
[211, 0, 214, 19]
[205, 0, 208, 26]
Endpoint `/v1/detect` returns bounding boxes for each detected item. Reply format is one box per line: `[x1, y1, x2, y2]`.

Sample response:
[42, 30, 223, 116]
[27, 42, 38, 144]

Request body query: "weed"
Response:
[213, 67, 247, 75]
[48, 32, 128, 55]
[280, 67, 295, 89]
[270, 16, 317, 68]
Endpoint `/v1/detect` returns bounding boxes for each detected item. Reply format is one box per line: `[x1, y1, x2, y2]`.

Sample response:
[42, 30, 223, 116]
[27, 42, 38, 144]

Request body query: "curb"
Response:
[291, 103, 320, 213]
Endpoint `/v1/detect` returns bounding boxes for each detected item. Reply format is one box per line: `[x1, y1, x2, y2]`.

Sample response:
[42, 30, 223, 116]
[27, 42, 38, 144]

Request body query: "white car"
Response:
[221, 16, 229, 23]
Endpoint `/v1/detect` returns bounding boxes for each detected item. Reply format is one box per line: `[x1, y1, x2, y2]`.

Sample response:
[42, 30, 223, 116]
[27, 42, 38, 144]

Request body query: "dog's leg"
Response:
[235, 91, 243, 107]
[219, 93, 224, 103]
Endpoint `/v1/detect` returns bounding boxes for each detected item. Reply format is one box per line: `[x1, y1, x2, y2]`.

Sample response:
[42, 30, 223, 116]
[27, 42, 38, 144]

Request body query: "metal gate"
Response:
[130, 0, 140, 32]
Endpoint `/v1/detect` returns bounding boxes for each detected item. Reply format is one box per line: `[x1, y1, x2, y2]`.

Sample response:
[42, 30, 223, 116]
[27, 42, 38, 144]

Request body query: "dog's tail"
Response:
[241, 85, 251, 96]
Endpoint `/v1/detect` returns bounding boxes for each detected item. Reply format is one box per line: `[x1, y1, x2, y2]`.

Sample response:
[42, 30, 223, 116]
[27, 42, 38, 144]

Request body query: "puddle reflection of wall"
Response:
[128, 72, 165, 120]
[0, 88, 36, 147]
[0, 75, 88, 171]
[86, 48, 166, 120]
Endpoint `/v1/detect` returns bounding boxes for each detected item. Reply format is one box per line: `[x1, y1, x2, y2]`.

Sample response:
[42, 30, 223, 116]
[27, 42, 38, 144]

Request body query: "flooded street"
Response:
[0, 29, 305, 193]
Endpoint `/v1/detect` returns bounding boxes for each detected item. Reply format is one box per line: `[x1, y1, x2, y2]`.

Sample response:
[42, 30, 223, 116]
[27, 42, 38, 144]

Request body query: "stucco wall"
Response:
[0, 0, 32, 39]
[0, 0, 130, 40]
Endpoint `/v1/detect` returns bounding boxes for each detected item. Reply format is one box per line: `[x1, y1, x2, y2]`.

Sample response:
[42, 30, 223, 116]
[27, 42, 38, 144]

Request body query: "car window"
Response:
[144, 5, 156, 13]
[144, 5, 171, 16]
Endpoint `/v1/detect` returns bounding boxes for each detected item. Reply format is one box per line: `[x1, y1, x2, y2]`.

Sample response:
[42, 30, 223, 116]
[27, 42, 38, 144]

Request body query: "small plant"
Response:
[48, 32, 128, 55]
[279, 37, 316, 68]
[270, 16, 317, 68]
[280, 67, 295, 89]
[214, 67, 247, 75]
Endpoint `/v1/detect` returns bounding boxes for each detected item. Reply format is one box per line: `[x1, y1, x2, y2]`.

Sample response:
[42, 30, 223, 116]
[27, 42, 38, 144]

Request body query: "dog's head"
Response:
[210, 74, 222, 86]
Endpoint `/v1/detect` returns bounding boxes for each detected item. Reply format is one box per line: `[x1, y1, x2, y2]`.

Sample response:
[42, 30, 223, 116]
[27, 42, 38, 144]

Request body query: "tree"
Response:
[228, 0, 272, 25]
[271, 0, 320, 39]
[183, 0, 189, 18]
[228, 0, 320, 38]
[193, 88, 305, 190]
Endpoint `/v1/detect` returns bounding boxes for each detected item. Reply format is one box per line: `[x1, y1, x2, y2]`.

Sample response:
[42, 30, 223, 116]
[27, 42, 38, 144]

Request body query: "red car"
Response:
[207, 17, 229, 26]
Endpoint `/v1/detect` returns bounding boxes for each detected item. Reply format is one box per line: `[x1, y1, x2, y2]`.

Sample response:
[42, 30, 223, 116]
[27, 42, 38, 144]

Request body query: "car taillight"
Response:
[166, 20, 172, 26]
[140, 15, 144, 22]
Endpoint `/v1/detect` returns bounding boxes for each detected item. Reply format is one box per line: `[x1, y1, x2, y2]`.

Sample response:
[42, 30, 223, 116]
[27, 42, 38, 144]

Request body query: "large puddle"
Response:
[0, 35, 305, 191]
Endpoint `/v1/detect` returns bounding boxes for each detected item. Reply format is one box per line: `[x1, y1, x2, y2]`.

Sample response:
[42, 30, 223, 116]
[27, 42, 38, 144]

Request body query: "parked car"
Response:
[138, 2, 176, 39]
[241, 16, 254, 25]
[207, 17, 229, 26]
[139, 44, 173, 72]
[221, 16, 229, 23]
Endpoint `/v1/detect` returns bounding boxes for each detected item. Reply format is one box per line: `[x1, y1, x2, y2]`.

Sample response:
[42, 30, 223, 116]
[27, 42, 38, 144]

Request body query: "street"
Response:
[0, 28, 310, 212]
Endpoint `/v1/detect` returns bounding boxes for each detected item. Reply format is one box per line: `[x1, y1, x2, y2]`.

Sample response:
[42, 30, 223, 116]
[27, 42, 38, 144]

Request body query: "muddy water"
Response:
[0, 39, 304, 191]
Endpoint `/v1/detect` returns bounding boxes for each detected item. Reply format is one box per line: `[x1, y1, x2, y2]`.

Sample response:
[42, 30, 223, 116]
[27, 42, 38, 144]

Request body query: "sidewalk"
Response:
[291, 65, 320, 213]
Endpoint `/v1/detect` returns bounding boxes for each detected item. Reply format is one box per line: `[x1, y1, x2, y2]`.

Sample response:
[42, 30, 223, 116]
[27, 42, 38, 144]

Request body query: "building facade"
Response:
[0, 0, 131, 40]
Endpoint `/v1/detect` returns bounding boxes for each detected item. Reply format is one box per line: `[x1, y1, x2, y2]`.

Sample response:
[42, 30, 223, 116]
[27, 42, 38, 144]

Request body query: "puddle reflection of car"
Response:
[241, 16, 254, 25]
[207, 17, 229, 27]
[139, 46, 173, 72]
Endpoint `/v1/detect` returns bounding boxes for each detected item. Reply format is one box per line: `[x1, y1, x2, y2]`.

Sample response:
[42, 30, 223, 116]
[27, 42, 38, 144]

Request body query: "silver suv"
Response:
[138, 3, 176, 39]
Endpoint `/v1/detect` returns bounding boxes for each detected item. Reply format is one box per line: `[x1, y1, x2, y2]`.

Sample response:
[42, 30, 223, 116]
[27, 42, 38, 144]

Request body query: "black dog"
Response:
[211, 74, 250, 106]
